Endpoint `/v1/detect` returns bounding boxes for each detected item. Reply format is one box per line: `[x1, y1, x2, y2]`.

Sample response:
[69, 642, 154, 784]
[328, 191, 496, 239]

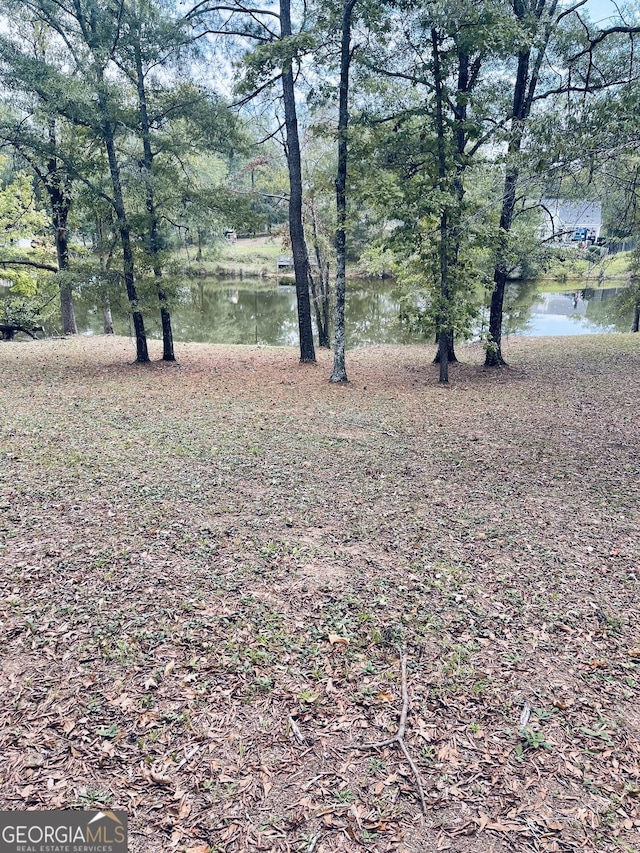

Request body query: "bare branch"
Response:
[0, 258, 58, 272]
[185, 1, 280, 23]
[230, 74, 283, 108]
[568, 24, 640, 63]
[351, 649, 427, 817]
[556, 0, 589, 24]
[256, 121, 286, 143]
[532, 77, 633, 102]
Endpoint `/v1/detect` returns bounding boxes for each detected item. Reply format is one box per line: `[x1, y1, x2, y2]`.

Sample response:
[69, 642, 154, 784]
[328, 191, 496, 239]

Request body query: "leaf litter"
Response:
[0, 333, 639, 852]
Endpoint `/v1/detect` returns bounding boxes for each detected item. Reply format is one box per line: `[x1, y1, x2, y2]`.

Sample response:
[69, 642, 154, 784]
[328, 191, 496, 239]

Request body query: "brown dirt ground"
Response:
[1, 334, 639, 853]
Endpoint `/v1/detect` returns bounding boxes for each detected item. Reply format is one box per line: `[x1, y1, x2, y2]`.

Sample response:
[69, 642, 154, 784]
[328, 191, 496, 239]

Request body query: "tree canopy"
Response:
[0, 0, 638, 372]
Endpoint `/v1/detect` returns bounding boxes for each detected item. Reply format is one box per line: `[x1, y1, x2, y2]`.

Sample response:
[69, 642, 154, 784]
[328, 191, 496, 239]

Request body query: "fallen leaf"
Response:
[475, 813, 490, 831]
[177, 799, 191, 819]
[328, 632, 349, 646]
[487, 820, 525, 832]
[140, 765, 172, 786]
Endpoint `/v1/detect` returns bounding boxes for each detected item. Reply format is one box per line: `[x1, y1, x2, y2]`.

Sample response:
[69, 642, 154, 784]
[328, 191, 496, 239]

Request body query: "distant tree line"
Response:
[0, 0, 639, 379]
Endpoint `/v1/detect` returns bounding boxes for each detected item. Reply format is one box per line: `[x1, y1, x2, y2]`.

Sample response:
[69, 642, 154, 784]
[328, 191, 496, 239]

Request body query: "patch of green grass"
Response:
[77, 788, 113, 806]
[179, 238, 285, 278]
[514, 727, 553, 757]
[96, 724, 120, 738]
[541, 249, 632, 284]
[333, 787, 355, 804]
[368, 757, 387, 775]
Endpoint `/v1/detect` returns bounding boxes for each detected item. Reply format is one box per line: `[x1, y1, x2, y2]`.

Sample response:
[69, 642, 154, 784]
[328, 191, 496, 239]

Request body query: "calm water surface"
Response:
[74, 278, 634, 346]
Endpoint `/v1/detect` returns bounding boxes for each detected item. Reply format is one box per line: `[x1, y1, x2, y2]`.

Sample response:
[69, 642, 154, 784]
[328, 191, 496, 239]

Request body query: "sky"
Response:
[584, 0, 629, 23]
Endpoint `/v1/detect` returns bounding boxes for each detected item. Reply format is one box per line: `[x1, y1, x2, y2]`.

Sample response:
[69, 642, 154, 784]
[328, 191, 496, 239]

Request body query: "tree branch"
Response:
[568, 24, 640, 63]
[185, 1, 280, 22]
[0, 258, 58, 272]
[231, 74, 283, 107]
[351, 648, 427, 816]
[556, 0, 589, 24]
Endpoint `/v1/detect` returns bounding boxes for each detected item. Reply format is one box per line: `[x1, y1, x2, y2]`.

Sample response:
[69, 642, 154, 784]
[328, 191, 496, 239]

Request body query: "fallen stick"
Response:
[353, 648, 427, 816]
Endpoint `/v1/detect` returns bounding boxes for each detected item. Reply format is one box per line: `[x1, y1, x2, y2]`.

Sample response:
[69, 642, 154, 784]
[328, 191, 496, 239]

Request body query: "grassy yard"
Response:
[1, 334, 639, 853]
[180, 236, 286, 279]
[541, 248, 633, 285]
[175, 237, 635, 289]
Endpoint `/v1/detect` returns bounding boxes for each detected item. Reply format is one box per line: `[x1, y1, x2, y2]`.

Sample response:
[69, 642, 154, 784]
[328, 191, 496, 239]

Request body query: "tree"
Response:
[0, 0, 152, 362]
[0, 115, 79, 333]
[628, 244, 640, 332]
[119, 0, 178, 360]
[352, 0, 512, 381]
[306, 192, 331, 348]
[0, 157, 55, 332]
[198, 0, 317, 361]
[1, 0, 244, 362]
[0, 17, 80, 336]
[330, 0, 357, 383]
[110, 3, 239, 360]
[485, 1, 640, 366]
[279, 0, 316, 362]
[43, 119, 77, 335]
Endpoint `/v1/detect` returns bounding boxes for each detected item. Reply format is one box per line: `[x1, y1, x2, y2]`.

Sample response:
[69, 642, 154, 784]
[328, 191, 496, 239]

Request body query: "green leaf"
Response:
[96, 724, 120, 738]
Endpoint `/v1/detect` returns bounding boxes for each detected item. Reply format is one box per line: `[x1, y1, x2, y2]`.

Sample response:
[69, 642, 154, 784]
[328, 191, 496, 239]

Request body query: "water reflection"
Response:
[499, 280, 632, 337]
[74, 278, 635, 346]
[76, 279, 420, 347]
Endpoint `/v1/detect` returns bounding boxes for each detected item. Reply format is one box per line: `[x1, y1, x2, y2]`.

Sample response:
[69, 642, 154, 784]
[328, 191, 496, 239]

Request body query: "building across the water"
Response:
[539, 199, 602, 246]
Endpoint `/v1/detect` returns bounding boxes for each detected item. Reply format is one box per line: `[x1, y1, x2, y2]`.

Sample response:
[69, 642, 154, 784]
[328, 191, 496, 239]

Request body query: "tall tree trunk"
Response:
[433, 330, 457, 364]
[432, 51, 473, 367]
[632, 302, 639, 332]
[103, 123, 149, 363]
[486, 161, 520, 366]
[321, 260, 331, 346]
[55, 213, 77, 335]
[309, 199, 330, 347]
[135, 40, 175, 362]
[46, 121, 77, 335]
[433, 51, 470, 368]
[485, 0, 558, 366]
[431, 27, 451, 385]
[96, 216, 114, 334]
[436, 211, 450, 385]
[280, 0, 316, 363]
[102, 296, 114, 335]
[330, 0, 356, 383]
[308, 266, 329, 347]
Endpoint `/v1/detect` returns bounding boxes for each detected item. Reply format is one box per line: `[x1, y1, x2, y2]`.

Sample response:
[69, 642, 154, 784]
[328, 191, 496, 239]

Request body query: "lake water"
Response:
[74, 278, 634, 347]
